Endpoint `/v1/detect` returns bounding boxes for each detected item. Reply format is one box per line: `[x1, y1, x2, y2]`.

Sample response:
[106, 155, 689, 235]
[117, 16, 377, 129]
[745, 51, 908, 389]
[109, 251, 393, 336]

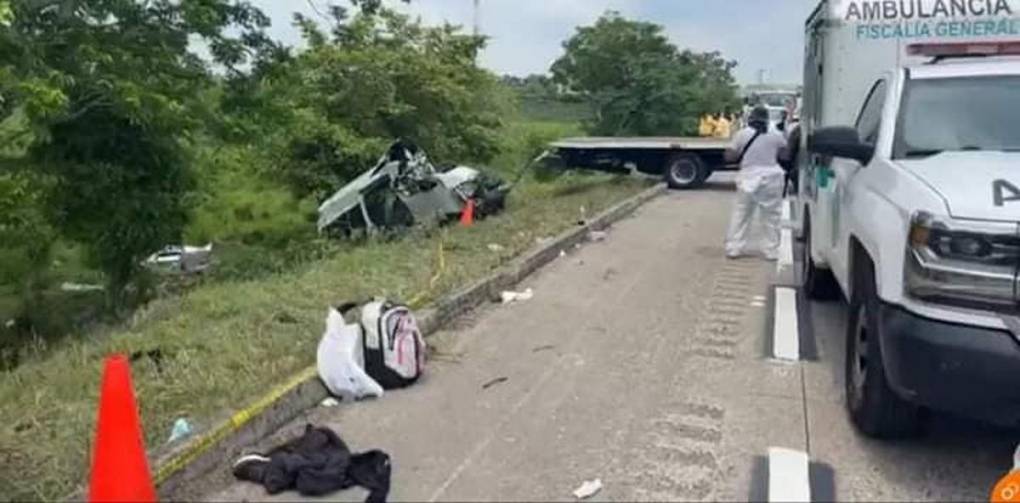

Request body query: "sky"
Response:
[249, 0, 819, 85]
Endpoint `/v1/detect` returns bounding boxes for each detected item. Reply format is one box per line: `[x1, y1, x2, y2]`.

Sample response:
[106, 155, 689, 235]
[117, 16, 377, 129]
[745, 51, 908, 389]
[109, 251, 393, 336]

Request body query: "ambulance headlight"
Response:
[905, 212, 1020, 312]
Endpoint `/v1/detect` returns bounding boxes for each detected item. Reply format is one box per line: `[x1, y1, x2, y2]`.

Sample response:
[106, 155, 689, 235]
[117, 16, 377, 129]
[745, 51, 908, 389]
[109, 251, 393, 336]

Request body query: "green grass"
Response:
[0, 122, 649, 499]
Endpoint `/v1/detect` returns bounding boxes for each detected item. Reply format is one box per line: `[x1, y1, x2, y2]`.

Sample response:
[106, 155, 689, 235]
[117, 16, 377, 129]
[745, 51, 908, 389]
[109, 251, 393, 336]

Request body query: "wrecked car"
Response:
[317, 140, 509, 236]
[143, 244, 213, 274]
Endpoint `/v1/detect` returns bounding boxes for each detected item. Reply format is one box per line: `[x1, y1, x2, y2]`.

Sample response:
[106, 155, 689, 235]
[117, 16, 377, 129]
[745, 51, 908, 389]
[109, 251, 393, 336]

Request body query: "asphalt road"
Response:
[801, 290, 1018, 501]
[202, 174, 1018, 502]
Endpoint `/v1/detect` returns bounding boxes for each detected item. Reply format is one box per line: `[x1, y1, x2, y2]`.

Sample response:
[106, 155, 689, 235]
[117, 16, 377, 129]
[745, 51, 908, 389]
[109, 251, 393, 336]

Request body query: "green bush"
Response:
[186, 145, 316, 248]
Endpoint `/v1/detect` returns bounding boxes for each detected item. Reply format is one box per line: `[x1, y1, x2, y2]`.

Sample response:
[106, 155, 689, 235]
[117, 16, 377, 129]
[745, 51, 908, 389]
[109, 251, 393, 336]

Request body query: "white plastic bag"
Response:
[316, 307, 384, 402]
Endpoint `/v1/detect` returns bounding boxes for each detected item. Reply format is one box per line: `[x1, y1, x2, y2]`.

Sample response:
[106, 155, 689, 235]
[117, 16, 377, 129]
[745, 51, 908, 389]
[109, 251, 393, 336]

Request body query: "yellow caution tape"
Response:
[408, 235, 446, 309]
[154, 366, 318, 484]
[157, 234, 448, 485]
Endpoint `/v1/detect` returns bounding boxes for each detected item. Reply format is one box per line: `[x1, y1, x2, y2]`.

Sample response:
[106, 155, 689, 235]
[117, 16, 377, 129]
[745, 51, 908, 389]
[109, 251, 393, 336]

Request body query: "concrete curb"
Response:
[152, 183, 666, 500]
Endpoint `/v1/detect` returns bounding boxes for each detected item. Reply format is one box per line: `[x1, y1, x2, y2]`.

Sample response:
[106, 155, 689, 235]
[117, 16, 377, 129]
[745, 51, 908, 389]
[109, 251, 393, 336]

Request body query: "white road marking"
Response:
[768, 447, 811, 502]
[776, 199, 796, 283]
[778, 229, 794, 267]
[772, 287, 799, 361]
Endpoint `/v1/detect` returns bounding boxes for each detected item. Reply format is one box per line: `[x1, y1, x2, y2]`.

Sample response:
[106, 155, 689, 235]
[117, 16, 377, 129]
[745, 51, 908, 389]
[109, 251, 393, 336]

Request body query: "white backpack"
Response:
[316, 307, 384, 402]
[360, 300, 426, 389]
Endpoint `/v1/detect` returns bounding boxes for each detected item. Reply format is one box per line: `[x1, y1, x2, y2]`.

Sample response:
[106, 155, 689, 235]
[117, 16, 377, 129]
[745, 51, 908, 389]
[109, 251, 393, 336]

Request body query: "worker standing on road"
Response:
[723, 106, 789, 260]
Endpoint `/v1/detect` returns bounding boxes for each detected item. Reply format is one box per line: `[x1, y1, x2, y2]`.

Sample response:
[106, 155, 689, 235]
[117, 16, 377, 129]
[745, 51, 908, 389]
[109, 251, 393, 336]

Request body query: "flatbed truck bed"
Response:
[550, 136, 736, 189]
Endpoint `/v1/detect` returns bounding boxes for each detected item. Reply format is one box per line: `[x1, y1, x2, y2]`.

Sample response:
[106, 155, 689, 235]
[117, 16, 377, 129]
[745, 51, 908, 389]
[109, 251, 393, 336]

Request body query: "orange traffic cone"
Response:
[89, 355, 156, 503]
[460, 199, 476, 227]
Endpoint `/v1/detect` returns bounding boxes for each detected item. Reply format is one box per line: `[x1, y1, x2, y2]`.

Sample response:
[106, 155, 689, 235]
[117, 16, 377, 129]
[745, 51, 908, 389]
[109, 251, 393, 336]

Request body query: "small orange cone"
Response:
[89, 355, 156, 503]
[460, 199, 476, 227]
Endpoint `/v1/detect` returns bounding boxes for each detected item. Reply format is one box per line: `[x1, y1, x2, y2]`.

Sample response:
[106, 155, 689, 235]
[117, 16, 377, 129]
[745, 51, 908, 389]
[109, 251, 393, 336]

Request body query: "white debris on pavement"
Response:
[320, 397, 341, 408]
[572, 479, 603, 500]
[588, 231, 608, 242]
[501, 288, 534, 304]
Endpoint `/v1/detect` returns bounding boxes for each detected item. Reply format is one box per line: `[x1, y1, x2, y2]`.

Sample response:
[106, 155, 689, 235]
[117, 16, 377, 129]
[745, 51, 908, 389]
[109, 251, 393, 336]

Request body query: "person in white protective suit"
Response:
[723, 106, 791, 260]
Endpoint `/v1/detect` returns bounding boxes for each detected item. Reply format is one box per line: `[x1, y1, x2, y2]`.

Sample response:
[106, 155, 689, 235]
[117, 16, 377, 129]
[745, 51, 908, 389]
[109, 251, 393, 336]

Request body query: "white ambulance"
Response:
[797, 0, 1020, 437]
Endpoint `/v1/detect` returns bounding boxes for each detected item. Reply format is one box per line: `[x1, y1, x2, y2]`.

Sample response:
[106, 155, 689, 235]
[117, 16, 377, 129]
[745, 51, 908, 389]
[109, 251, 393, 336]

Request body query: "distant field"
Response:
[517, 96, 594, 125]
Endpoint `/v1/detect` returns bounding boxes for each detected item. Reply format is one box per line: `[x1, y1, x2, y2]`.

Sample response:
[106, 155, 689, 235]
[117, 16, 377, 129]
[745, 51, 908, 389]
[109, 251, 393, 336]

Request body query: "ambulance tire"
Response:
[664, 154, 710, 190]
[845, 256, 922, 439]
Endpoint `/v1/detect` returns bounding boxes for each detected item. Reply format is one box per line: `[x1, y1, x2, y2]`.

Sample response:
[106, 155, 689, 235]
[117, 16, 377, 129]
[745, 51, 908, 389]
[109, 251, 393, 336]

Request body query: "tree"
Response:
[0, 171, 54, 308]
[0, 0, 273, 306]
[551, 11, 739, 136]
[226, 8, 509, 201]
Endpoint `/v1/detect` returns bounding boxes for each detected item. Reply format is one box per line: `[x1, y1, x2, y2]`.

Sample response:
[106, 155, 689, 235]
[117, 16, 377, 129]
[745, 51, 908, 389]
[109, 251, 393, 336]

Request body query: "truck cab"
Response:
[798, 37, 1020, 436]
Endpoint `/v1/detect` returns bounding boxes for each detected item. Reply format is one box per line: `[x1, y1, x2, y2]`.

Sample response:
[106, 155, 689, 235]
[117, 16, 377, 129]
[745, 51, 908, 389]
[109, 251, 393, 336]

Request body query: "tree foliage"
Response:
[0, 0, 272, 304]
[551, 11, 740, 136]
[0, 0, 502, 312]
[225, 8, 509, 201]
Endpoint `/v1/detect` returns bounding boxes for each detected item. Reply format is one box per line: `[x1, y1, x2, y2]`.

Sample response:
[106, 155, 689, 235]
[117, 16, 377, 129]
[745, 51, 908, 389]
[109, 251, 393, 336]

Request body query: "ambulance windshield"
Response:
[894, 75, 1020, 159]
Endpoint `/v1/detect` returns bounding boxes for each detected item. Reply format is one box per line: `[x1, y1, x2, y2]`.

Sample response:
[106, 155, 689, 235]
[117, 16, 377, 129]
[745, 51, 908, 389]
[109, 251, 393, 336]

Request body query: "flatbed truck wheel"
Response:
[664, 153, 710, 190]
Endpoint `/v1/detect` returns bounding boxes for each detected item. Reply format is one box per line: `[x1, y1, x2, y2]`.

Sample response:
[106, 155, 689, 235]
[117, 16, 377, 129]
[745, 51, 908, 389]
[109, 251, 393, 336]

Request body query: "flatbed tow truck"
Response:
[549, 136, 735, 190]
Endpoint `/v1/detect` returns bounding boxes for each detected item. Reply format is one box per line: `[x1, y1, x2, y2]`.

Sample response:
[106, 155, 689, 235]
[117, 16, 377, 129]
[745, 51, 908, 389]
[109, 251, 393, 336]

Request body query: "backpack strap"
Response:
[336, 301, 369, 317]
[737, 130, 763, 165]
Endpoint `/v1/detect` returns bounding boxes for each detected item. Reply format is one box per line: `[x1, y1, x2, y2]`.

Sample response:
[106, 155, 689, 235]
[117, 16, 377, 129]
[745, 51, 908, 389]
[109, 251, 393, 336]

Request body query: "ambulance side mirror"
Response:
[808, 126, 874, 165]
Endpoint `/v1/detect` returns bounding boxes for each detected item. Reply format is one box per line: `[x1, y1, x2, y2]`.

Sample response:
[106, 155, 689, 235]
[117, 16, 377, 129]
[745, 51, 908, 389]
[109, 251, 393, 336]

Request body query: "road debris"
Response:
[572, 478, 603, 500]
[501, 288, 534, 304]
[317, 307, 384, 402]
[532, 345, 556, 353]
[481, 376, 509, 390]
[233, 424, 391, 501]
[588, 231, 608, 242]
[320, 397, 341, 408]
[168, 418, 193, 443]
[559, 250, 567, 258]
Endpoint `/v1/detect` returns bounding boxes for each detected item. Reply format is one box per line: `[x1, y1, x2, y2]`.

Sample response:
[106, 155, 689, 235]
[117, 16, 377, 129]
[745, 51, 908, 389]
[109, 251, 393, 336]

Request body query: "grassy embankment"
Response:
[0, 117, 651, 500]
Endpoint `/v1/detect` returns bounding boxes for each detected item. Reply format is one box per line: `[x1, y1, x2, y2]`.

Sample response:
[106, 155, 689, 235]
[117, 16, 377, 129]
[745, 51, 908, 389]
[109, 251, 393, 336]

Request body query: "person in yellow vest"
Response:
[698, 115, 714, 137]
[713, 113, 732, 138]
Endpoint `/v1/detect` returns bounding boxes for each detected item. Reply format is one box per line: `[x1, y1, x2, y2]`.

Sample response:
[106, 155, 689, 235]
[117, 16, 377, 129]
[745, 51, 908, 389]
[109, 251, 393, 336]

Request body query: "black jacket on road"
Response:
[233, 424, 391, 503]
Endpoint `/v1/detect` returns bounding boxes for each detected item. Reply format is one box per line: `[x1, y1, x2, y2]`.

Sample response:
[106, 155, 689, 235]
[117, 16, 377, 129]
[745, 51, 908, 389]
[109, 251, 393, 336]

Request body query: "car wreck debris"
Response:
[317, 140, 509, 236]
